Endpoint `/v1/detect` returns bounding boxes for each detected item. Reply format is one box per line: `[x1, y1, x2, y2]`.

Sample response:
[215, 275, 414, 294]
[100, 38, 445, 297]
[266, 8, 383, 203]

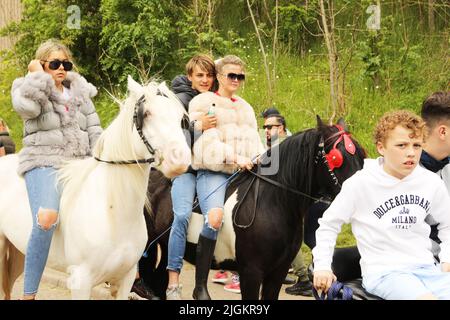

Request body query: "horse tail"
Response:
[0, 237, 25, 299]
[1, 237, 11, 299]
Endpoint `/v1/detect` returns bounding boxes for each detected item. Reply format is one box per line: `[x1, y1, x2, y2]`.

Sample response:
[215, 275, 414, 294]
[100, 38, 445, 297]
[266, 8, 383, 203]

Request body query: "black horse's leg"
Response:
[260, 264, 290, 300]
[239, 267, 263, 300]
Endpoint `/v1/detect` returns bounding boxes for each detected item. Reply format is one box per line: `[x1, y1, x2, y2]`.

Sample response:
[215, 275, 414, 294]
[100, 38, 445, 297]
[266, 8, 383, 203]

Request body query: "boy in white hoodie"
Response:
[313, 110, 450, 300]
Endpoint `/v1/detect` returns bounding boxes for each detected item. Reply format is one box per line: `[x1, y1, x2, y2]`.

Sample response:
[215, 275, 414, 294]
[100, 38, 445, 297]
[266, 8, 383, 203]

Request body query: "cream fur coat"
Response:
[189, 92, 265, 174]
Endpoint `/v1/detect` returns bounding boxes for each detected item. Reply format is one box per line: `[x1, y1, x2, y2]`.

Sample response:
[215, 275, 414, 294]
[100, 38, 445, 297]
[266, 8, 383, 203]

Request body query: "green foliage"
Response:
[0, 59, 25, 150]
[99, 0, 182, 85]
[277, 1, 319, 53]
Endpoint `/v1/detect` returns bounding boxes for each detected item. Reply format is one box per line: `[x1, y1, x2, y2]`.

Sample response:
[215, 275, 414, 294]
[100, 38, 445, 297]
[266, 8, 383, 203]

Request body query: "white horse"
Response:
[0, 76, 191, 299]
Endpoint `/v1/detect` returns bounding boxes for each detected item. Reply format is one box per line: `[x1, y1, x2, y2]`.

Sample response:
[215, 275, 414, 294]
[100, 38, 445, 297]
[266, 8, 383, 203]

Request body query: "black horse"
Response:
[139, 116, 366, 299]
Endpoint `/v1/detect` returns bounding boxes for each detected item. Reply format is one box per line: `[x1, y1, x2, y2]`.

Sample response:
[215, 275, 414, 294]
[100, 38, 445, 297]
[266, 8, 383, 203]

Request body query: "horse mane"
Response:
[58, 81, 179, 209]
[265, 128, 320, 209]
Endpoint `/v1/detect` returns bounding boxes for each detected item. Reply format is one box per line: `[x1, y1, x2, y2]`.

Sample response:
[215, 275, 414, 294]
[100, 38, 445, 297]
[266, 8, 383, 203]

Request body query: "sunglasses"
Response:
[41, 59, 73, 71]
[224, 73, 245, 81]
[263, 124, 281, 130]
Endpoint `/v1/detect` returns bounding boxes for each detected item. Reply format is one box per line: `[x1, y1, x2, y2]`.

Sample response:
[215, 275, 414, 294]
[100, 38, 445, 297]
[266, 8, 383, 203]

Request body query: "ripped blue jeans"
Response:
[23, 167, 61, 295]
[196, 170, 230, 240]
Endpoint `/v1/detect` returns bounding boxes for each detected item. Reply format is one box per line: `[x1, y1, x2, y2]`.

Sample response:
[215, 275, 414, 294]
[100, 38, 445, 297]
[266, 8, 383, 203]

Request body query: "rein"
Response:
[233, 134, 346, 229]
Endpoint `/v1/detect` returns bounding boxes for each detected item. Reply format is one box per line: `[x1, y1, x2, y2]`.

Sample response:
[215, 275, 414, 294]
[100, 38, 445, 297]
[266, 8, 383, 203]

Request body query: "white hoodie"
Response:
[313, 157, 450, 278]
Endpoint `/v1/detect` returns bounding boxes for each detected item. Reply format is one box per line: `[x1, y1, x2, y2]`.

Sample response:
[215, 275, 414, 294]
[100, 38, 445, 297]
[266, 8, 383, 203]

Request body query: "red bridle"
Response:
[324, 125, 356, 171]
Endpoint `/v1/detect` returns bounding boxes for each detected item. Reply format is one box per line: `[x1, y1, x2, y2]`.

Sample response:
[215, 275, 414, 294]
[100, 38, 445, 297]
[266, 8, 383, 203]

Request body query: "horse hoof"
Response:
[193, 287, 211, 300]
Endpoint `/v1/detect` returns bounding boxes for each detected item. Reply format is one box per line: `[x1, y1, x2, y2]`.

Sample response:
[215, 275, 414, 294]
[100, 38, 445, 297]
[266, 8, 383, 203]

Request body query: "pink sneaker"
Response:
[212, 270, 229, 284]
[224, 274, 240, 294]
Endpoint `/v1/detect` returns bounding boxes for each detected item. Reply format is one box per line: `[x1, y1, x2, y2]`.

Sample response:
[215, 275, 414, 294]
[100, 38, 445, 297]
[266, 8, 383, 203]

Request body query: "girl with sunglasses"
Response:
[12, 39, 102, 300]
[189, 55, 264, 299]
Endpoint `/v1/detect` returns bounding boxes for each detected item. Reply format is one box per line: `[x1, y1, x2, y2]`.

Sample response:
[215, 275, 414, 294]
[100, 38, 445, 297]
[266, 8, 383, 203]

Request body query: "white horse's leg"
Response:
[67, 265, 93, 300]
[114, 267, 138, 300]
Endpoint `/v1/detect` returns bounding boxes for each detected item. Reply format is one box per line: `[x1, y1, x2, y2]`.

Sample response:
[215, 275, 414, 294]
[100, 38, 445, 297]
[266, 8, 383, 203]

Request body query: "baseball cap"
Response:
[261, 107, 280, 118]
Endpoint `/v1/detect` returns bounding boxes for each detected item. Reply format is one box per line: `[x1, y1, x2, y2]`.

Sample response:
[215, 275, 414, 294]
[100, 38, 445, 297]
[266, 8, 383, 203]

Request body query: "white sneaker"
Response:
[166, 285, 183, 300]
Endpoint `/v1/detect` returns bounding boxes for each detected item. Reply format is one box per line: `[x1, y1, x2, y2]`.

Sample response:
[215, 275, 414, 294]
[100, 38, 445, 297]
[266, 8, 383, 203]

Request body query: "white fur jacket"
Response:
[12, 71, 102, 175]
[189, 92, 265, 174]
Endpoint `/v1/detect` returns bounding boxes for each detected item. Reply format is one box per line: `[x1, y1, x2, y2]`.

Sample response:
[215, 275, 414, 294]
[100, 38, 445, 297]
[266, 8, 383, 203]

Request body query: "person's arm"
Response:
[11, 61, 54, 120]
[0, 141, 5, 156]
[75, 74, 102, 150]
[429, 181, 450, 270]
[84, 98, 102, 150]
[312, 179, 356, 292]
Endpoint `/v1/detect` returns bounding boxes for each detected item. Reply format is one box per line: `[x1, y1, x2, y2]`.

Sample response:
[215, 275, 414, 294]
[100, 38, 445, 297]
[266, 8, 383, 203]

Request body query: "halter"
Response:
[95, 94, 160, 165]
[316, 125, 356, 187]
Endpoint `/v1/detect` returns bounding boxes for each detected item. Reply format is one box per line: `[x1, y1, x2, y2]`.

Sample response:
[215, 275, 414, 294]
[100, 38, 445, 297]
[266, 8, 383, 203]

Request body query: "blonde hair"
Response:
[215, 55, 245, 74]
[35, 39, 74, 62]
[374, 110, 427, 145]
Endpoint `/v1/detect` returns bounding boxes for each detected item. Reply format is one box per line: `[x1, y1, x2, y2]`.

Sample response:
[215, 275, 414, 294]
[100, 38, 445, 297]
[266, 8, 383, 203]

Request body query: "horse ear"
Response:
[337, 118, 349, 131]
[316, 115, 325, 129]
[127, 75, 144, 99]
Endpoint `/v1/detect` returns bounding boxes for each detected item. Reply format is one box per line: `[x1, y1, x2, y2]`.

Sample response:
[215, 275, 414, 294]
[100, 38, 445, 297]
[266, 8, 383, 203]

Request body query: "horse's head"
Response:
[126, 76, 191, 178]
[315, 116, 366, 197]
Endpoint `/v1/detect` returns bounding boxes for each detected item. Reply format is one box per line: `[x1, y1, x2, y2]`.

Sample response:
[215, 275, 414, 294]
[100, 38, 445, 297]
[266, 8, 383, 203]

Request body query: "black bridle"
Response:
[94, 94, 158, 165]
[233, 130, 351, 229]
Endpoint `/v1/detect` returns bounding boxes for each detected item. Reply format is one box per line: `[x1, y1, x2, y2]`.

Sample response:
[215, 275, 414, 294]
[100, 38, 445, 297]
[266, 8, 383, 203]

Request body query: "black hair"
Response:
[421, 91, 450, 128]
[267, 114, 287, 132]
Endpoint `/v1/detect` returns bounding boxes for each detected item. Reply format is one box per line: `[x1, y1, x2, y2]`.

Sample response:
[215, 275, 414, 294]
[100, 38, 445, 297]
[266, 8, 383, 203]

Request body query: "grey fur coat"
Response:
[12, 71, 102, 175]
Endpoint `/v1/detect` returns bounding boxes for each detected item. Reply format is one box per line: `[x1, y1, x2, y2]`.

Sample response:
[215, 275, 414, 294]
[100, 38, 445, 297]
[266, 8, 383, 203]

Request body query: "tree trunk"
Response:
[272, 0, 278, 84]
[247, 0, 273, 100]
[193, 0, 200, 17]
[319, 0, 343, 122]
[428, 0, 435, 33]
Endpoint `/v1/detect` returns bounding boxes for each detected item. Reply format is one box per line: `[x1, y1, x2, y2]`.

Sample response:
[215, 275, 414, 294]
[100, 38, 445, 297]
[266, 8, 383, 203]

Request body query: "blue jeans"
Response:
[363, 264, 450, 299]
[23, 167, 61, 295]
[167, 172, 196, 273]
[196, 170, 230, 241]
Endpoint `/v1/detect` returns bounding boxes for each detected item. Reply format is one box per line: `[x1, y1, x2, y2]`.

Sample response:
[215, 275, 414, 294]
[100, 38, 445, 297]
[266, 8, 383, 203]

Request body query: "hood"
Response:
[171, 75, 198, 97]
[364, 157, 423, 187]
[420, 150, 449, 173]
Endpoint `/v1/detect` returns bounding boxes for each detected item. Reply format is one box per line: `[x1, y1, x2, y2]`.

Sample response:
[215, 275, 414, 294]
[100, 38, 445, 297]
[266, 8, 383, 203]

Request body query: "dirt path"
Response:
[11, 262, 312, 300]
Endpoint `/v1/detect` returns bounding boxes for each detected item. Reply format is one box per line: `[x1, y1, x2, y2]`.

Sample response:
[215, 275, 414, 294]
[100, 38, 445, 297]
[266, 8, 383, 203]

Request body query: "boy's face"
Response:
[188, 65, 214, 93]
[377, 125, 423, 180]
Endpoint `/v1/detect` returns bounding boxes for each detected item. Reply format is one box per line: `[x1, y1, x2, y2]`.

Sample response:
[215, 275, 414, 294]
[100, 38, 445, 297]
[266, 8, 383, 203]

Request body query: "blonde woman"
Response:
[12, 39, 102, 299]
[189, 55, 264, 299]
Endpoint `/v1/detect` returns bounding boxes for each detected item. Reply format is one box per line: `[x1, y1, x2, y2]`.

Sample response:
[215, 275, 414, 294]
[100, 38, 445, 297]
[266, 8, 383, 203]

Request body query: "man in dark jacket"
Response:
[0, 119, 15, 155]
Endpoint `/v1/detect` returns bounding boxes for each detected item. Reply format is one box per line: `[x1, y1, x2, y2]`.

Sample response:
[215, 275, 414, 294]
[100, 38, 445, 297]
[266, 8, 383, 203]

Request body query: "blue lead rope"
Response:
[313, 281, 353, 300]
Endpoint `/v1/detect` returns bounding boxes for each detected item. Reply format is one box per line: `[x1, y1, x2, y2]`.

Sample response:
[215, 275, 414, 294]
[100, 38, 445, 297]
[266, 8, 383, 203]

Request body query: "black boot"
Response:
[193, 235, 216, 300]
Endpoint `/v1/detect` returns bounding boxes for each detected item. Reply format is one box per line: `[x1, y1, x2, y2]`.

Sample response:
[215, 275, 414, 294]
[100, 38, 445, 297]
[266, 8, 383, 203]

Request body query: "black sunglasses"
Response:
[42, 59, 73, 71]
[224, 73, 245, 81]
[263, 124, 281, 130]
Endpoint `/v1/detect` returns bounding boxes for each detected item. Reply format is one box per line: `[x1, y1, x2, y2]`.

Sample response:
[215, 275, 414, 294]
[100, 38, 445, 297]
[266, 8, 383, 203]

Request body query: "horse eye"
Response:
[144, 110, 151, 118]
